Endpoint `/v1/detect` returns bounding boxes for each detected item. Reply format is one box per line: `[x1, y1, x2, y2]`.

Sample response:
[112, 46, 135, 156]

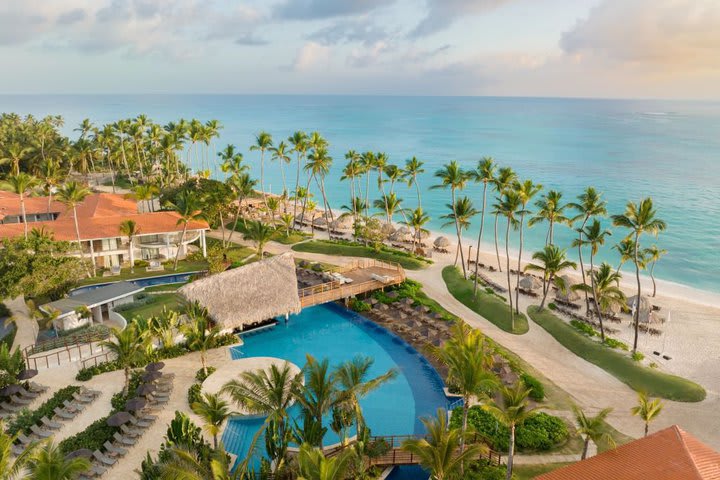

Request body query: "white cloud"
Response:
[410, 0, 513, 37]
[292, 42, 331, 71]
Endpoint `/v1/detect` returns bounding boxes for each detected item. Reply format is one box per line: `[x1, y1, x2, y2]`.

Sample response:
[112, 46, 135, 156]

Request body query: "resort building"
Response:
[0, 191, 209, 269]
[537, 425, 720, 480]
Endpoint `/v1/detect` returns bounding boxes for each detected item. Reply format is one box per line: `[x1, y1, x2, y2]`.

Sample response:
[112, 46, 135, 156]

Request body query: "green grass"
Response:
[528, 306, 706, 402]
[227, 221, 311, 245]
[291, 240, 431, 270]
[78, 260, 208, 286]
[514, 463, 573, 480]
[120, 293, 181, 320]
[442, 266, 529, 335]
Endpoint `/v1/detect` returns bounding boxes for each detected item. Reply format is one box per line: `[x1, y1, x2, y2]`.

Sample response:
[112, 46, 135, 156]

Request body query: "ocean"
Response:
[2, 95, 719, 293]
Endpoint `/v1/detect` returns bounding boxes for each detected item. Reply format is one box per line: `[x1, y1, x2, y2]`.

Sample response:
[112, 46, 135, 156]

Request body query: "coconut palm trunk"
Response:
[505, 216, 514, 327]
[632, 232, 642, 353]
[589, 253, 606, 340]
[451, 188, 467, 278]
[414, 174, 422, 209]
[20, 193, 28, 240]
[293, 152, 302, 227]
[174, 224, 189, 271]
[494, 213, 503, 272]
[473, 182, 488, 294]
[577, 218, 591, 315]
[506, 425, 516, 480]
[72, 207, 93, 277]
[515, 212, 526, 314]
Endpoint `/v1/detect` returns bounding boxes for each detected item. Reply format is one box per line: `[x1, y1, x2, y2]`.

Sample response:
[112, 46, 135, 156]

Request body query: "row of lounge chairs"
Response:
[472, 273, 507, 294]
[0, 383, 49, 418]
[554, 305, 620, 335]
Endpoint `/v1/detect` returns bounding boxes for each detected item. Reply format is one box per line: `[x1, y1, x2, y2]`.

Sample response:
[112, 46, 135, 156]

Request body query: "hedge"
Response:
[520, 373, 545, 402]
[7, 386, 80, 436]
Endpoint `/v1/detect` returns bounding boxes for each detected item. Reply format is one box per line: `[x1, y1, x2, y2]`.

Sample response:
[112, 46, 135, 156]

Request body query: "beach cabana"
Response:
[331, 215, 354, 230]
[555, 275, 580, 302]
[179, 253, 301, 332]
[434, 236, 450, 248]
[519, 276, 542, 291]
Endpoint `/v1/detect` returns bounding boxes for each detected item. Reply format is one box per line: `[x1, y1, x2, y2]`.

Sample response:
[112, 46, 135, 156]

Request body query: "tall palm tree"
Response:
[155, 444, 240, 480]
[99, 325, 146, 394]
[494, 191, 521, 328]
[1, 142, 32, 175]
[2, 173, 39, 240]
[182, 301, 221, 376]
[630, 391, 664, 437]
[191, 392, 234, 449]
[360, 152, 375, 218]
[403, 156, 425, 208]
[525, 245, 577, 309]
[401, 207, 431, 251]
[470, 157, 496, 294]
[432, 161, 470, 277]
[221, 362, 303, 475]
[270, 141, 292, 205]
[27, 441, 90, 480]
[384, 163, 403, 197]
[491, 167, 517, 272]
[164, 190, 204, 271]
[613, 238, 637, 276]
[0, 419, 40, 480]
[573, 219, 612, 318]
[249, 131, 273, 209]
[402, 408, 486, 480]
[38, 158, 61, 213]
[569, 188, 608, 315]
[341, 152, 362, 221]
[56, 181, 93, 277]
[296, 443, 354, 480]
[513, 179, 543, 314]
[373, 153, 390, 222]
[572, 406, 614, 460]
[305, 147, 334, 238]
[373, 193, 404, 224]
[243, 220, 276, 257]
[296, 356, 338, 448]
[226, 172, 258, 243]
[441, 196, 478, 268]
[218, 144, 247, 178]
[485, 382, 539, 480]
[612, 198, 666, 353]
[288, 131, 309, 225]
[119, 219, 140, 273]
[644, 245, 667, 298]
[573, 263, 626, 341]
[529, 190, 570, 246]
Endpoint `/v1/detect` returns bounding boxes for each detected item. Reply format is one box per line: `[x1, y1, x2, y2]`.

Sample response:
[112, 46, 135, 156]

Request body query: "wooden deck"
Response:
[299, 259, 405, 308]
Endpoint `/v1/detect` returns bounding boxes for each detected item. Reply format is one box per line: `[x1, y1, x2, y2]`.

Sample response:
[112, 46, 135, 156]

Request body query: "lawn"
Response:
[291, 240, 431, 270]
[120, 293, 181, 320]
[227, 221, 310, 245]
[78, 260, 208, 286]
[442, 266, 529, 335]
[514, 463, 573, 479]
[528, 306, 706, 402]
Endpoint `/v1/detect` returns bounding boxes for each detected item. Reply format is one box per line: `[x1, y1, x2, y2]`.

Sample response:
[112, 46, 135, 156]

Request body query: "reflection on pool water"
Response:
[222, 303, 450, 467]
[69, 272, 200, 295]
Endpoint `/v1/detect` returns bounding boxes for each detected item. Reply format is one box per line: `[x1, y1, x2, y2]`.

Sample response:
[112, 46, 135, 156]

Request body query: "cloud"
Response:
[57, 8, 86, 25]
[292, 42, 331, 71]
[410, 0, 512, 37]
[561, 0, 720, 70]
[274, 0, 392, 20]
[308, 19, 391, 46]
[234, 33, 269, 46]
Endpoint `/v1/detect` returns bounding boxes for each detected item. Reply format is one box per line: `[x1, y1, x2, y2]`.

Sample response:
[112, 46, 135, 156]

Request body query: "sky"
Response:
[1, 0, 719, 99]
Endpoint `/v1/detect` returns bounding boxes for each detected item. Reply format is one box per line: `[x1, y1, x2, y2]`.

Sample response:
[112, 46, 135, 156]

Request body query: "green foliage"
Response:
[520, 373, 545, 402]
[528, 306, 706, 402]
[603, 337, 629, 351]
[161, 179, 231, 228]
[0, 323, 16, 350]
[187, 383, 203, 406]
[632, 351, 645, 362]
[466, 459, 509, 480]
[195, 366, 217, 383]
[570, 320, 598, 337]
[292, 240, 431, 270]
[110, 370, 144, 411]
[7, 386, 80, 435]
[548, 303, 557, 310]
[75, 360, 121, 381]
[59, 416, 118, 455]
[348, 299, 371, 312]
[0, 343, 25, 388]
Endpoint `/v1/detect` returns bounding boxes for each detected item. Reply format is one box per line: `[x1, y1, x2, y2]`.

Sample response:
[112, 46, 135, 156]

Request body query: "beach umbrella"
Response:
[313, 216, 328, 226]
[627, 295, 651, 312]
[331, 216, 354, 230]
[142, 371, 162, 382]
[556, 275, 580, 302]
[125, 397, 147, 411]
[107, 412, 132, 427]
[404, 319, 422, 329]
[66, 449, 93, 460]
[519, 276, 541, 291]
[17, 369, 38, 380]
[145, 362, 165, 372]
[434, 236, 450, 248]
[0, 385, 23, 396]
[136, 384, 156, 396]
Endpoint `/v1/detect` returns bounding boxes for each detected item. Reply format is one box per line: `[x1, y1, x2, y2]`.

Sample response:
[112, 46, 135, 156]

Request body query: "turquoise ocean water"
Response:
[1, 95, 718, 292]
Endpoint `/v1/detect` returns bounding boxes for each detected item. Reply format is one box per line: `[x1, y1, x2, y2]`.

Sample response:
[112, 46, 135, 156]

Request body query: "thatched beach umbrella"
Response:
[381, 222, 395, 235]
[556, 275, 580, 302]
[331, 215, 354, 230]
[66, 449, 93, 460]
[107, 412, 132, 427]
[136, 384, 156, 396]
[434, 236, 450, 248]
[17, 369, 38, 380]
[519, 276, 542, 291]
[145, 362, 165, 372]
[125, 397, 147, 411]
[627, 295, 651, 312]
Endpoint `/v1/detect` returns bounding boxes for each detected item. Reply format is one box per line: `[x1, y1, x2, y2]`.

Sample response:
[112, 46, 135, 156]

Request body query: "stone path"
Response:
[6, 296, 38, 352]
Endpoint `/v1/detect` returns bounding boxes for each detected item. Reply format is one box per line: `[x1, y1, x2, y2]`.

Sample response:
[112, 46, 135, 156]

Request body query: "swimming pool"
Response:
[69, 271, 202, 295]
[222, 303, 450, 465]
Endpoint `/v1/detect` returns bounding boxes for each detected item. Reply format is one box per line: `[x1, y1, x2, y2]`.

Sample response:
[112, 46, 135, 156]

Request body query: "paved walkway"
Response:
[6, 296, 38, 352]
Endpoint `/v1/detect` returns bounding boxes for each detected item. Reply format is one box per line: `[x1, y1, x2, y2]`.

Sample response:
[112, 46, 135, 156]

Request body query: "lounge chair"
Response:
[1, 402, 21, 413]
[63, 400, 82, 412]
[17, 433, 34, 445]
[18, 387, 39, 399]
[113, 432, 136, 446]
[72, 392, 94, 404]
[30, 425, 52, 438]
[29, 382, 48, 394]
[79, 387, 101, 398]
[128, 415, 152, 429]
[120, 424, 142, 438]
[103, 441, 127, 457]
[11, 395, 32, 406]
[93, 450, 117, 467]
[135, 412, 158, 422]
[53, 407, 77, 420]
[146, 394, 168, 405]
[12, 444, 25, 456]
[88, 464, 107, 477]
[41, 416, 62, 430]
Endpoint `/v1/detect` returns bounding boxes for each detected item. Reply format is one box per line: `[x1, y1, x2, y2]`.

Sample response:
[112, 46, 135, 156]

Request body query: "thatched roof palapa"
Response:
[434, 236, 450, 247]
[179, 253, 301, 331]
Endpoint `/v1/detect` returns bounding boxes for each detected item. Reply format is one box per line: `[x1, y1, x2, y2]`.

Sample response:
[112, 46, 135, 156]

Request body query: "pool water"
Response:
[222, 303, 449, 466]
[69, 272, 200, 295]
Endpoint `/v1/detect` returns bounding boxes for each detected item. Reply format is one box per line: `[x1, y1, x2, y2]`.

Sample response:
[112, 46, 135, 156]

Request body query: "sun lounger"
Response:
[103, 441, 128, 457]
[17, 433, 34, 445]
[120, 424, 142, 438]
[128, 415, 152, 428]
[113, 432, 136, 446]
[135, 412, 158, 422]
[72, 392, 94, 404]
[88, 464, 107, 477]
[12, 444, 25, 456]
[28, 382, 48, 394]
[41, 416, 62, 430]
[11, 395, 32, 406]
[30, 425, 52, 438]
[18, 387, 39, 399]
[79, 387, 101, 398]
[63, 400, 83, 412]
[0, 402, 20, 413]
[93, 450, 117, 467]
[147, 394, 169, 405]
[54, 407, 77, 420]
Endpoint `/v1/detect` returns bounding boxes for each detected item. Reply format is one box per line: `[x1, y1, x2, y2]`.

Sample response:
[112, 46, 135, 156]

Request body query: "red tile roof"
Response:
[537, 425, 720, 480]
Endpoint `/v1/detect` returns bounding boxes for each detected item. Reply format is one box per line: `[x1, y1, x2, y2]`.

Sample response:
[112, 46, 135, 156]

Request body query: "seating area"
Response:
[0, 382, 49, 419]
[470, 273, 508, 294]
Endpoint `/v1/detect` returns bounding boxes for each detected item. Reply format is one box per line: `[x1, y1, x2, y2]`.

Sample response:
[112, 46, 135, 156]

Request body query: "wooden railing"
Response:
[367, 433, 503, 467]
[25, 341, 107, 370]
[23, 329, 110, 358]
[80, 352, 114, 369]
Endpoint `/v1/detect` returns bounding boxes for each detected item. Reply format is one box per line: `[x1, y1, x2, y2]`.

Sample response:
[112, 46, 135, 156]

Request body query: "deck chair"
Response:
[93, 450, 117, 467]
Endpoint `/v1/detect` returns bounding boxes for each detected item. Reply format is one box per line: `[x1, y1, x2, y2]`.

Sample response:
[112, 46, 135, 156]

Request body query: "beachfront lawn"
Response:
[118, 293, 181, 320]
[291, 240, 431, 270]
[227, 221, 311, 245]
[527, 306, 706, 402]
[78, 259, 208, 286]
[442, 266, 529, 335]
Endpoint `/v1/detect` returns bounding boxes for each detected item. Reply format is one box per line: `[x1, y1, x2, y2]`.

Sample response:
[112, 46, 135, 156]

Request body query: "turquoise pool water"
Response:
[69, 272, 201, 295]
[222, 303, 449, 466]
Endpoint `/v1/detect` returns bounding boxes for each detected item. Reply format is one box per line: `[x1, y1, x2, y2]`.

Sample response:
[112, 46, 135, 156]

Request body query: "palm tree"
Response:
[401, 207, 431, 251]
[266, 197, 281, 224]
[432, 161, 470, 277]
[27, 441, 90, 480]
[0, 419, 40, 479]
[155, 445, 239, 480]
[485, 382, 540, 480]
[243, 220, 276, 257]
[525, 245, 577, 309]
[612, 198, 666, 353]
[402, 408, 486, 480]
[226, 172, 258, 242]
[373, 193, 404, 224]
[218, 144, 247, 178]
[279, 213, 295, 237]
[221, 362, 303, 475]
[296, 443, 354, 480]
[360, 152, 375, 218]
[38, 158, 61, 213]
[288, 131, 309, 225]
[99, 325, 146, 394]
[341, 151, 362, 221]
[573, 218, 612, 319]
[470, 157, 496, 294]
[296, 356, 338, 448]
[494, 191, 521, 328]
[572, 406, 614, 460]
[427, 322, 497, 473]
[1, 142, 32, 175]
[164, 190, 204, 271]
[644, 245, 667, 297]
[249, 131, 273, 209]
[305, 147, 334, 238]
[613, 238, 636, 275]
[513, 179, 543, 314]
[569, 187, 608, 315]
[441, 196, 478, 268]
[130, 184, 160, 213]
[191, 392, 234, 449]
[270, 141, 292, 204]
[2, 173, 39, 240]
[182, 301, 221, 376]
[529, 190, 570, 246]
[119, 219, 140, 273]
[573, 263, 626, 341]
[333, 356, 397, 441]
[56, 181, 92, 276]
[631, 391, 664, 437]
[373, 153, 390, 222]
[403, 156, 425, 208]
[491, 167, 517, 272]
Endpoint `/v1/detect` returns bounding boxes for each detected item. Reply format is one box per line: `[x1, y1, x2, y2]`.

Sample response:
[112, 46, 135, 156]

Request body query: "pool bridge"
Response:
[298, 259, 406, 308]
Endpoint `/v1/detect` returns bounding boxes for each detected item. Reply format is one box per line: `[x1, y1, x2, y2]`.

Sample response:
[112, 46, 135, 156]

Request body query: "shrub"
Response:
[195, 366, 216, 383]
[110, 370, 144, 411]
[7, 385, 81, 436]
[76, 360, 122, 381]
[570, 320, 598, 337]
[520, 373, 545, 402]
[632, 351, 645, 362]
[348, 298, 371, 312]
[548, 302, 557, 310]
[603, 337, 629, 351]
[134, 259, 149, 267]
[466, 459, 507, 480]
[59, 416, 118, 455]
[187, 383, 203, 406]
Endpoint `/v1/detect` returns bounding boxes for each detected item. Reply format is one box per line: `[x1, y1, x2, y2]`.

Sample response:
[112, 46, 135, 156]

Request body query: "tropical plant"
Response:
[573, 219, 612, 322]
[572, 406, 615, 460]
[56, 181, 93, 276]
[441, 196, 478, 268]
[305, 146, 334, 239]
[525, 245, 577, 309]
[529, 189, 570, 246]
[164, 190, 205, 270]
[242, 220, 276, 257]
[99, 325, 147, 394]
[631, 391, 664, 437]
[491, 167, 517, 272]
[226, 172, 258, 242]
[644, 245, 667, 298]
[2, 173, 40, 240]
[249, 131, 273, 209]
[612, 198, 666, 353]
[295, 356, 338, 448]
[296, 442, 354, 480]
[27, 440, 91, 480]
[270, 141, 292, 201]
[470, 157, 496, 294]
[403, 156, 425, 208]
[191, 393, 234, 449]
[494, 190, 521, 328]
[513, 179, 543, 314]
[0, 419, 41, 480]
[401, 207, 431, 251]
[288, 131, 310, 224]
[118, 219, 140, 273]
[182, 301, 221, 376]
[432, 161, 470, 277]
[573, 263, 626, 341]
